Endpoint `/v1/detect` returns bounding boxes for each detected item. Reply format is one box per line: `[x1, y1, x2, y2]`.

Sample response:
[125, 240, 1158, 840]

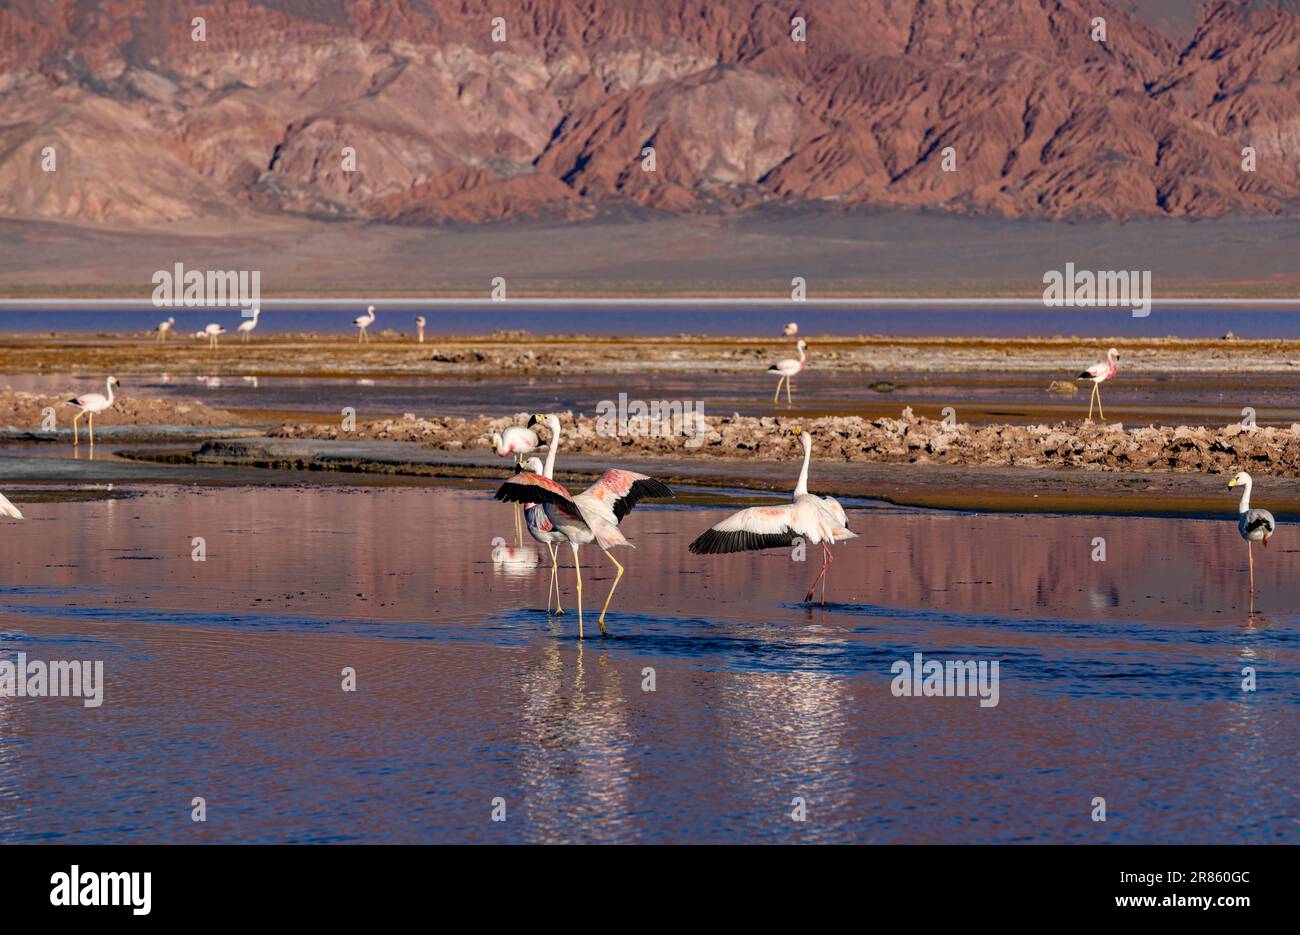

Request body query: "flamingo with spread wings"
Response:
[689, 428, 855, 604]
[495, 413, 673, 638]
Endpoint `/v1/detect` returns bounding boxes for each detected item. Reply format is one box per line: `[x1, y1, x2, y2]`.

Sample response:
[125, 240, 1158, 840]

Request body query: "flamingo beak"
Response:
[1227, 479, 1237, 488]
[526, 414, 540, 428]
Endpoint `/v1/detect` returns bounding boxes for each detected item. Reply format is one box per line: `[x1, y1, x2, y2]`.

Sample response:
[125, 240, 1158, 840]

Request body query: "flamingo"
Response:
[203, 323, 225, 349]
[769, 339, 807, 405]
[0, 491, 22, 520]
[493, 424, 540, 540]
[521, 454, 567, 615]
[1077, 347, 1119, 421]
[355, 305, 376, 342]
[689, 428, 855, 604]
[156, 317, 175, 341]
[496, 413, 673, 638]
[783, 322, 798, 336]
[415, 316, 426, 344]
[1228, 471, 1276, 600]
[66, 376, 120, 448]
[237, 305, 260, 342]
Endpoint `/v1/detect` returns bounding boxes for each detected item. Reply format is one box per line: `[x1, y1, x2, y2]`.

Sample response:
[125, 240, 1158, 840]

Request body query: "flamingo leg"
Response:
[596, 550, 624, 636]
[1248, 540, 1255, 595]
[571, 542, 584, 639]
[546, 542, 563, 615]
[1086, 383, 1096, 421]
[786, 375, 793, 404]
[88, 412, 94, 448]
[72, 411, 81, 446]
[804, 547, 829, 603]
[773, 376, 784, 405]
[1096, 385, 1105, 421]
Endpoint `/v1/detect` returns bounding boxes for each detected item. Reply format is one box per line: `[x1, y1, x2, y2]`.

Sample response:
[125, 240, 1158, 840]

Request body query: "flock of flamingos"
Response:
[0, 310, 1279, 636]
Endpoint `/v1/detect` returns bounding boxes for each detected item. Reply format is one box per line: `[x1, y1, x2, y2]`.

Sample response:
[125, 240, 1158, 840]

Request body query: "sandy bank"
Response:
[2, 333, 1300, 377]
[0, 386, 248, 434]
[267, 409, 1300, 480]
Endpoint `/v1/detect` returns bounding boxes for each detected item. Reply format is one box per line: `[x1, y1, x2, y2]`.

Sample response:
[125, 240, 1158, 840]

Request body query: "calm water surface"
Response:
[0, 482, 1294, 843]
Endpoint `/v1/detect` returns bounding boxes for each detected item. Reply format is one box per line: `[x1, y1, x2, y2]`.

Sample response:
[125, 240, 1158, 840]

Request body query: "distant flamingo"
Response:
[156, 317, 175, 341]
[0, 491, 22, 520]
[690, 428, 855, 604]
[203, 323, 225, 349]
[496, 413, 673, 637]
[783, 322, 798, 336]
[1077, 347, 1119, 421]
[769, 339, 807, 405]
[355, 305, 376, 342]
[66, 376, 120, 449]
[237, 306, 260, 342]
[415, 316, 426, 344]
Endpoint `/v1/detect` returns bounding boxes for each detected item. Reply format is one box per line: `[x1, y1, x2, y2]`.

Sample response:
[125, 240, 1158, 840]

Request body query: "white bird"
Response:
[769, 339, 807, 405]
[65, 376, 120, 448]
[415, 316, 426, 344]
[156, 317, 175, 341]
[355, 305, 376, 343]
[493, 424, 541, 541]
[496, 414, 673, 638]
[521, 453, 567, 615]
[783, 322, 798, 336]
[1228, 471, 1276, 598]
[690, 428, 855, 604]
[1077, 347, 1119, 421]
[0, 491, 23, 520]
[237, 306, 260, 341]
[203, 323, 225, 349]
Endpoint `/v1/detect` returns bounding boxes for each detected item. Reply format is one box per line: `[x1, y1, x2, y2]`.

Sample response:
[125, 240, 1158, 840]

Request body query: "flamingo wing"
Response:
[581, 469, 673, 522]
[1078, 362, 1107, 380]
[0, 492, 23, 520]
[495, 472, 582, 521]
[688, 504, 802, 554]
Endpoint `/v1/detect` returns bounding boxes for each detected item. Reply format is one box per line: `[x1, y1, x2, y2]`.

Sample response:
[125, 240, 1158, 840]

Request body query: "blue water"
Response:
[3, 307, 1300, 338]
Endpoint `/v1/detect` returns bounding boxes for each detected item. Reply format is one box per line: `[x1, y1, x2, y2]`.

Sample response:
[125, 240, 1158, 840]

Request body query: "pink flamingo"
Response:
[493, 424, 540, 541]
[768, 339, 807, 405]
[1077, 347, 1119, 421]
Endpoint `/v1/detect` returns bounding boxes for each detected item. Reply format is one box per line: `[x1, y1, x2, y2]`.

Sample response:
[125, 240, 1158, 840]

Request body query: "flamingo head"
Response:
[796, 339, 807, 351]
[1228, 471, 1252, 489]
[526, 412, 551, 429]
[523, 456, 544, 474]
[367, 305, 376, 314]
[415, 316, 426, 326]
[108, 376, 121, 388]
[1108, 347, 1119, 360]
[490, 432, 503, 453]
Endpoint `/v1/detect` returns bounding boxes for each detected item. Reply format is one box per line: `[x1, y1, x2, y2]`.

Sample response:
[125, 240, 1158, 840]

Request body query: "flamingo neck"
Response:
[793, 437, 811, 497]
[105, 379, 115, 404]
[543, 416, 560, 479]
[1238, 480, 1252, 514]
[798, 345, 806, 362]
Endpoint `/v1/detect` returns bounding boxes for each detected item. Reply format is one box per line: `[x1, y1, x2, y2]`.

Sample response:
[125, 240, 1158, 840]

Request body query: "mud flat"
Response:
[108, 434, 1300, 516]
[0, 386, 261, 443]
[3, 332, 1300, 377]
[268, 408, 1300, 477]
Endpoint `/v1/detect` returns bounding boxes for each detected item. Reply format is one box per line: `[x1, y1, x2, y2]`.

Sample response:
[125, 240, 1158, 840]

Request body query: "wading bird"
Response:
[0, 491, 22, 520]
[156, 317, 175, 341]
[521, 454, 567, 615]
[203, 323, 225, 349]
[1228, 471, 1276, 598]
[496, 413, 673, 638]
[237, 306, 260, 342]
[355, 305, 376, 342]
[783, 322, 798, 336]
[690, 428, 855, 604]
[66, 376, 120, 449]
[1077, 347, 1119, 421]
[769, 339, 807, 405]
[415, 316, 426, 344]
[493, 424, 541, 541]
